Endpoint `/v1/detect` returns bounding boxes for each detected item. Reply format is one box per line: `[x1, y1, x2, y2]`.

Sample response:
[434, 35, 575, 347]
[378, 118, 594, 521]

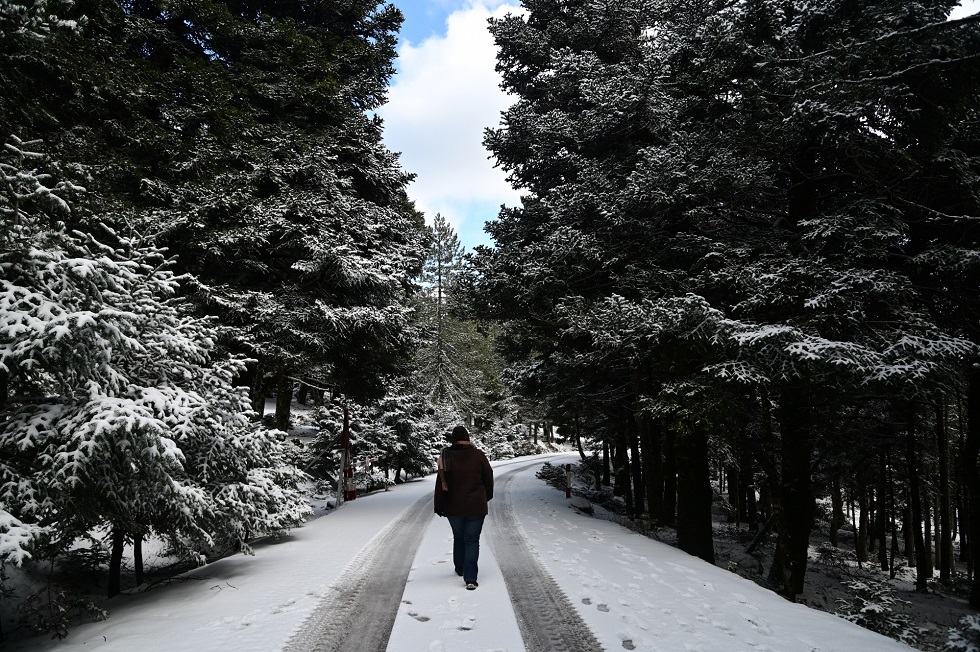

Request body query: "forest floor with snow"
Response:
[1, 402, 975, 652]
[713, 520, 975, 652]
[704, 523, 971, 651]
[577, 484, 975, 652]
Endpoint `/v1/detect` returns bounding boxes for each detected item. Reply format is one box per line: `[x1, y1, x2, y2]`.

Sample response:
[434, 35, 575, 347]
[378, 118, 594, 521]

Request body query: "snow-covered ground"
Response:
[6, 453, 914, 652]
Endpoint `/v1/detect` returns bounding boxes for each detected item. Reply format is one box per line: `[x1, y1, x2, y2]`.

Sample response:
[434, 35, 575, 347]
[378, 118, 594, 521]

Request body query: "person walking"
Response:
[434, 425, 494, 590]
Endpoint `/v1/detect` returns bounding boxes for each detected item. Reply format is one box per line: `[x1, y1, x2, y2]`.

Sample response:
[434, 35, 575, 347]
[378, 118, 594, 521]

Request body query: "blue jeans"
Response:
[447, 515, 486, 583]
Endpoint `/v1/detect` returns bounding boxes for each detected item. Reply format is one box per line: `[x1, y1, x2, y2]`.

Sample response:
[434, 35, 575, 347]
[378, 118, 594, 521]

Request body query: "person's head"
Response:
[450, 425, 470, 442]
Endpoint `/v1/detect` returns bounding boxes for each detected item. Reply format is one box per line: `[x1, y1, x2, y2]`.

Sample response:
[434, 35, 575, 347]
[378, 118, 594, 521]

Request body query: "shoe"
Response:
[465, 582, 478, 590]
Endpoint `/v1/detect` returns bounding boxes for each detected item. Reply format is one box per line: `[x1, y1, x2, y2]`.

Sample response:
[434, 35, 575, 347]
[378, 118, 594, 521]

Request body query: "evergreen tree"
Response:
[419, 213, 467, 406]
[417, 214, 508, 424]
[474, 0, 980, 596]
[0, 138, 311, 598]
[0, 0, 427, 427]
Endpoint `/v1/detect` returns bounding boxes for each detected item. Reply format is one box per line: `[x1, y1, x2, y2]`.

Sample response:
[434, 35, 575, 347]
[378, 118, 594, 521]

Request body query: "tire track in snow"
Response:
[488, 462, 606, 652]
[282, 493, 432, 652]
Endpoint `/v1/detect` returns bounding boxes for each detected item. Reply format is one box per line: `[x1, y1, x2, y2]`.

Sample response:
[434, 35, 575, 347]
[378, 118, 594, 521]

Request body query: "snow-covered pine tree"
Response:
[477, 0, 723, 547]
[0, 0, 428, 430]
[416, 214, 511, 425]
[476, 0, 980, 602]
[0, 138, 311, 601]
[371, 379, 446, 482]
[650, 0, 980, 596]
[419, 213, 467, 406]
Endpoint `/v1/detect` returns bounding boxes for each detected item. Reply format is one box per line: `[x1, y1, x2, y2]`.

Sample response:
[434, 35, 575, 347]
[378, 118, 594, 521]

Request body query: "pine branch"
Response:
[772, 13, 980, 65]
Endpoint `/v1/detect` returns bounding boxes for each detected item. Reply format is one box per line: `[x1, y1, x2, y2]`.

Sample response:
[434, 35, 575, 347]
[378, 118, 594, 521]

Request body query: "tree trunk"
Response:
[905, 401, 929, 592]
[297, 381, 309, 405]
[275, 370, 292, 431]
[602, 439, 611, 487]
[864, 488, 881, 559]
[740, 434, 757, 531]
[134, 534, 144, 586]
[877, 452, 889, 571]
[663, 429, 677, 527]
[728, 463, 741, 526]
[769, 379, 813, 599]
[937, 397, 953, 583]
[856, 484, 869, 564]
[830, 479, 845, 548]
[959, 394, 973, 575]
[249, 362, 266, 418]
[628, 414, 644, 518]
[924, 496, 934, 577]
[642, 417, 664, 522]
[923, 415, 935, 578]
[965, 360, 980, 606]
[108, 527, 125, 598]
[0, 368, 8, 412]
[676, 426, 715, 563]
[574, 415, 587, 462]
[614, 425, 634, 516]
[888, 448, 900, 579]
[904, 498, 914, 560]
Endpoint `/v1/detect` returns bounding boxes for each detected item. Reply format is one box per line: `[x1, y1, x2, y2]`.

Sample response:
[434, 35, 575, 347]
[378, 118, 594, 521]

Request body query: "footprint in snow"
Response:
[710, 619, 732, 632]
[619, 613, 649, 631]
[408, 611, 431, 622]
[582, 597, 592, 605]
[597, 603, 610, 612]
[733, 592, 759, 610]
[458, 615, 476, 631]
[744, 615, 773, 636]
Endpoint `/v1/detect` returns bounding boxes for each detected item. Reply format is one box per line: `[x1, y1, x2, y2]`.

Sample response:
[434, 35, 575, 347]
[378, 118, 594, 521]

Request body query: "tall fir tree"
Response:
[473, 0, 980, 596]
[0, 138, 311, 600]
[0, 0, 428, 427]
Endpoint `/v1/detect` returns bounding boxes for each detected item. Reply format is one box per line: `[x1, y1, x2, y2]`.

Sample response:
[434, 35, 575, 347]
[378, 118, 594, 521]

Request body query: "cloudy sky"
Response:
[378, 0, 522, 252]
[379, 0, 980, 252]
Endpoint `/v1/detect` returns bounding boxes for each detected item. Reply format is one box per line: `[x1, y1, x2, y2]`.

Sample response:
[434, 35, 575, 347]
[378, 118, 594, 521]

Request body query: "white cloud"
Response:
[379, 1, 524, 240]
[951, 0, 980, 18]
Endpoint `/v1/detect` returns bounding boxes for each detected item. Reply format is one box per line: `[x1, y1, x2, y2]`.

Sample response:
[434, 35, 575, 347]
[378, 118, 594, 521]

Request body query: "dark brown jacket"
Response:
[433, 443, 494, 517]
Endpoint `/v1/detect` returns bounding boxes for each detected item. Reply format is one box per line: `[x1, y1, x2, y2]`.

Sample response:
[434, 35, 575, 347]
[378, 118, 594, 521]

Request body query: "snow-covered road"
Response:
[7, 453, 915, 652]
